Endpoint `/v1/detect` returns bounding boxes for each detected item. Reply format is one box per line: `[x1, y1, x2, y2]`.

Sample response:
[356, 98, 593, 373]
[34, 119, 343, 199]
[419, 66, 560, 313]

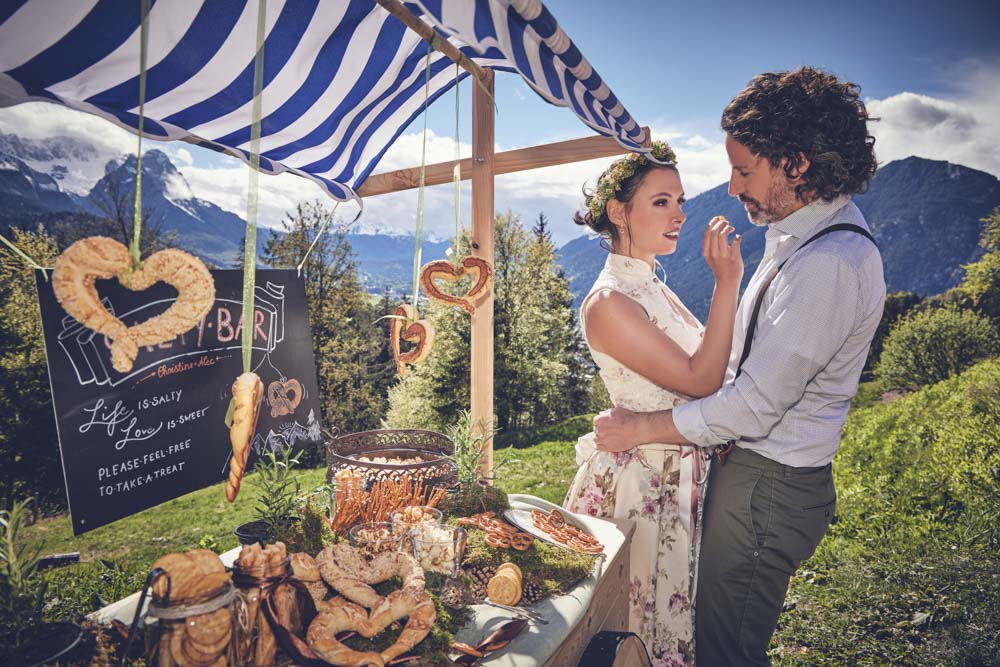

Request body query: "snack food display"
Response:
[309, 543, 436, 665]
[456, 511, 535, 552]
[226, 372, 264, 502]
[52, 236, 215, 373]
[530, 508, 605, 554]
[329, 477, 445, 536]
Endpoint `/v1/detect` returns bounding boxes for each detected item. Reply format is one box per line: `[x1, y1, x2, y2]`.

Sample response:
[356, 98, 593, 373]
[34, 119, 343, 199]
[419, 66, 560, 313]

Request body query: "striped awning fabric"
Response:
[0, 0, 648, 206]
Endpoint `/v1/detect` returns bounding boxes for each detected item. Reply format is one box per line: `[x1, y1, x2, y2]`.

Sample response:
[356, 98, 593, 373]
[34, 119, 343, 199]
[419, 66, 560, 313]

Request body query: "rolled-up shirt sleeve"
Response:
[674, 250, 861, 447]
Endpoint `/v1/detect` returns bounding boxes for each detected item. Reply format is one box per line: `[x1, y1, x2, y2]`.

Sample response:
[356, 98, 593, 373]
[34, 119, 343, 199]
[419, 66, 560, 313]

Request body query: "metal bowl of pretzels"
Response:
[325, 428, 459, 490]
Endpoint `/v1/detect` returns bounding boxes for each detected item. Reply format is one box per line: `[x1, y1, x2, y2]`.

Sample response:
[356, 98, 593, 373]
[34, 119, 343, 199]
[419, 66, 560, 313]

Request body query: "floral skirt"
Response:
[562, 432, 706, 667]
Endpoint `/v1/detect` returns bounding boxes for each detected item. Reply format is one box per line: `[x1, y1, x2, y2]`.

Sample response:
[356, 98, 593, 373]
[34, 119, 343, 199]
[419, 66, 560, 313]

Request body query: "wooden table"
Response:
[89, 500, 636, 667]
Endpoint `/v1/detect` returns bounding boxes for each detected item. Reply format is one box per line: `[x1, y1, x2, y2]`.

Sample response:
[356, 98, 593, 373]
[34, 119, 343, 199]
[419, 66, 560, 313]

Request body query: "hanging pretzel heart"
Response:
[267, 378, 302, 418]
[390, 304, 435, 376]
[419, 256, 493, 314]
[51, 236, 215, 373]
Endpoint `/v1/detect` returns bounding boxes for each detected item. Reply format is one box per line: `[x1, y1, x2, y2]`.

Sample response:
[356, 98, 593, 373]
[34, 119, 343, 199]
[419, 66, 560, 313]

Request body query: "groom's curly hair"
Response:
[722, 67, 878, 202]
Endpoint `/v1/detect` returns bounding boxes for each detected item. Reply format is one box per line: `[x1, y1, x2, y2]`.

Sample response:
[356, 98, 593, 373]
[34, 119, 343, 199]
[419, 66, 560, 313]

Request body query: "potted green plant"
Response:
[1, 499, 83, 665]
[234, 447, 303, 546]
[438, 410, 510, 517]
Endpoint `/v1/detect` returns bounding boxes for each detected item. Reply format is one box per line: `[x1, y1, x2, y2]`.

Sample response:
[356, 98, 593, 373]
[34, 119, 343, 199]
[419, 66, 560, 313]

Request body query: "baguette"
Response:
[226, 372, 264, 502]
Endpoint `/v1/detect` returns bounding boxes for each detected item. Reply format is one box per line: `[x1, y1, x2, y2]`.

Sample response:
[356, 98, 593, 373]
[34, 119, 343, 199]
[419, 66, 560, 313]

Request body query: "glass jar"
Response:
[348, 521, 404, 559]
[409, 524, 466, 575]
[390, 505, 442, 550]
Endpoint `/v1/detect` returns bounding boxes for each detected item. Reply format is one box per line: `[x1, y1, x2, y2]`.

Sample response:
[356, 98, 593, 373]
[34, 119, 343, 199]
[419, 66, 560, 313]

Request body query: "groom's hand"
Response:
[594, 406, 642, 452]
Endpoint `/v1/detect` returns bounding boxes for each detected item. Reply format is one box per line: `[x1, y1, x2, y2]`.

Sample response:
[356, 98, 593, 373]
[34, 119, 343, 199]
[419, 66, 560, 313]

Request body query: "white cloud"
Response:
[167, 146, 194, 167]
[181, 163, 336, 230]
[866, 68, 1000, 177]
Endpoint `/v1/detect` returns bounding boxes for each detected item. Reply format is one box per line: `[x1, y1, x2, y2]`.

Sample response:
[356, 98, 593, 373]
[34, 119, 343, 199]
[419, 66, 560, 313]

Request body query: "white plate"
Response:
[503, 508, 601, 554]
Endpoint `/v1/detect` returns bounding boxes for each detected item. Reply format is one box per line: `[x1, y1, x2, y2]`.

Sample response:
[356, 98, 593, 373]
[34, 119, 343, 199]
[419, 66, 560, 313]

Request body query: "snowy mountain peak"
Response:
[102, 150, 194, 201]
[0, 131, 98, 163]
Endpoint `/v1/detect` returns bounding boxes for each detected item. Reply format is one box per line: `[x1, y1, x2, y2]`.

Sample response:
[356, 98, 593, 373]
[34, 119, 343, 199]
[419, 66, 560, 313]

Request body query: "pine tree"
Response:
[0, 227, 63, 510]
[262, 201, 391, 459]
[532, 212, 551, 245]
[386, 211, 591, 432]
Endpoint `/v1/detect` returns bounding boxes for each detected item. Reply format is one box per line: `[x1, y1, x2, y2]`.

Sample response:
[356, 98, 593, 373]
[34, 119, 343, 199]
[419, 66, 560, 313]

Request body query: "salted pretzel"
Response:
[484, 533, 511, 549]
[52, 236, 215, 373]
[419, 255, 493, 314]
[530, 508, 605, 554]
[509, 533, 534, 551]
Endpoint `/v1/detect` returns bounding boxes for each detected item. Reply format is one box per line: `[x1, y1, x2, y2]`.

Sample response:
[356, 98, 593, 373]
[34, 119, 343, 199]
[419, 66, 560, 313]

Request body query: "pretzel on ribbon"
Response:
[419, 256, 493, 314]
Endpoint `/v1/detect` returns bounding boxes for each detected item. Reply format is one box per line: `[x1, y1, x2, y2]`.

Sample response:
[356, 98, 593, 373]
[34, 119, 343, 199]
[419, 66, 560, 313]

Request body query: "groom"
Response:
[594, 67, 885, 666]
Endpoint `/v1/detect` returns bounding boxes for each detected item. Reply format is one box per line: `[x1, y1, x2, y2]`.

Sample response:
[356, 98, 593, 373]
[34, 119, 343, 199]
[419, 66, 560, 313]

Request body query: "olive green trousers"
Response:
[695, 447, 836, 666]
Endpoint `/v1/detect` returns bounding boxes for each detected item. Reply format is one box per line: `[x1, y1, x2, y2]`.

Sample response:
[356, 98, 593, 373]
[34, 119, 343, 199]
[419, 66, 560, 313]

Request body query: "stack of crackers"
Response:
[149, 549, 233, 667]
[487, 563, 523, 606]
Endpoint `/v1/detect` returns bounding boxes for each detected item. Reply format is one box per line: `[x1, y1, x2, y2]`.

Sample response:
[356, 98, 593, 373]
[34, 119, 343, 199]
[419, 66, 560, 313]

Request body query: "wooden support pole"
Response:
[357, 127, 650, 197]
[471, 68, 495, 476]
[375, 0, 487, 83]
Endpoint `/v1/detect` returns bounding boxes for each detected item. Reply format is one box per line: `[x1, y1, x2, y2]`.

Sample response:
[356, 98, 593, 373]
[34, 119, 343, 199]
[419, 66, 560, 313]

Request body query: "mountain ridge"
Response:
[1, 133, 997, 309]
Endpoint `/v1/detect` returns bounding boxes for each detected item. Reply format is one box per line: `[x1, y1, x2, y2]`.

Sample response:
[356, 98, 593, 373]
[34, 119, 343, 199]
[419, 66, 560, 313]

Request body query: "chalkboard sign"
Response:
[35, 269, 324, 535]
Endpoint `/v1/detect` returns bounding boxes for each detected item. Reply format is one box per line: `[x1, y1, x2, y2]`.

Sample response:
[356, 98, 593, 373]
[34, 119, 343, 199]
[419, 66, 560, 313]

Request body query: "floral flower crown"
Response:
[587, 140, 677, 221]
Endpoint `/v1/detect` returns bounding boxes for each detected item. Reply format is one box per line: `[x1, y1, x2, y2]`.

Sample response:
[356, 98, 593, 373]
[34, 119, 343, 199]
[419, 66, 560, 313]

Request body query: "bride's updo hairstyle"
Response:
[574, 140, 678, 244]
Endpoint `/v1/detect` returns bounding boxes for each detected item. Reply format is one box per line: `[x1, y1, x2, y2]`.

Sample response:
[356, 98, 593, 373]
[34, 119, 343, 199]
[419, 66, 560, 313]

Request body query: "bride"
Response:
[562, 141, 743, 665]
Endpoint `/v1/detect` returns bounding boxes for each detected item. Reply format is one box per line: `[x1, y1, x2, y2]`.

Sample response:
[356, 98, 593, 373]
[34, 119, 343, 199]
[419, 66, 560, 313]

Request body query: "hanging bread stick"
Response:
[226, 372, 264, 502]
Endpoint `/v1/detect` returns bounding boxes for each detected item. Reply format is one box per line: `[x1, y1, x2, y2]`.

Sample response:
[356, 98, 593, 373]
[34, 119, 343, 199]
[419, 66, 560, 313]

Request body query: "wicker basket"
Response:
[325, 428, 458, 490]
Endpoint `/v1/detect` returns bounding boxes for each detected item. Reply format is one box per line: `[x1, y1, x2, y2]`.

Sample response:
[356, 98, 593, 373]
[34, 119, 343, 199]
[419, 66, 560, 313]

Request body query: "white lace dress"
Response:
[563, 253, 709, 667]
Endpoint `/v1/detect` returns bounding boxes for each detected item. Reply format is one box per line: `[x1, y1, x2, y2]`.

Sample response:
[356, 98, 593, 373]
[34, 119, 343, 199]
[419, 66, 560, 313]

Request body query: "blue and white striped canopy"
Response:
[0, 0, 648, 206]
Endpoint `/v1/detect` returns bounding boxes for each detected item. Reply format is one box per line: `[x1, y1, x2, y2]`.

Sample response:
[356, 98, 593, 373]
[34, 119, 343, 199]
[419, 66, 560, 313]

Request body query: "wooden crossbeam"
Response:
[357, 127, 651, 198]
[375, 0, 487, 83]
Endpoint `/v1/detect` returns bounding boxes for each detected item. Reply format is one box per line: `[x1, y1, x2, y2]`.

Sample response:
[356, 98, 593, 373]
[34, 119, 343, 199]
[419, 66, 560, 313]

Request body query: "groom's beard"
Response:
[740, 180, 798, 226]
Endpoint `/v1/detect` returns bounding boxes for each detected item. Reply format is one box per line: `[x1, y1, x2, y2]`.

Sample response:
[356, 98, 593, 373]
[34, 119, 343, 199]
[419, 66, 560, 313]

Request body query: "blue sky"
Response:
[1, 0, 998, 245]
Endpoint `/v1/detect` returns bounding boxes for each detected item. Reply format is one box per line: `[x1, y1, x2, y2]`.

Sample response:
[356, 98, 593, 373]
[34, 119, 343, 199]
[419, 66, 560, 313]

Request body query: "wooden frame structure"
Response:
[369, 0, 649, 472]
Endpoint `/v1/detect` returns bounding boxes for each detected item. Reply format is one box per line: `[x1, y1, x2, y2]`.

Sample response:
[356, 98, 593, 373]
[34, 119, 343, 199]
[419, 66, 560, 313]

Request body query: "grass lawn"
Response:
[21, 405, 999, 666]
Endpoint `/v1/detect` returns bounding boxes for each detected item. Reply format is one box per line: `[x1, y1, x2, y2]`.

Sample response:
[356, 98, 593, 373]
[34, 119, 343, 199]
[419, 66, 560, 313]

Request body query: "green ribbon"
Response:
[410, 45, 432, 317]
[296, 202, 340, 276]
[130, 0, 150, 270]
[241, 0, 267, 373]
[0, 234, 47, 280]
[452, 62, 461, 262]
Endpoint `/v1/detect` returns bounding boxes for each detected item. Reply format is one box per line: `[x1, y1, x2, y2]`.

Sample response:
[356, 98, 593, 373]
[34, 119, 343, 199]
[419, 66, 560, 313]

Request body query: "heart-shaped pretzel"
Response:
[267, 378, 302, 417]
[419, 256, 493, 314]
[389, 304, 435, 376]
[310, 545, 437, 664]
[52, 236, 215, 373]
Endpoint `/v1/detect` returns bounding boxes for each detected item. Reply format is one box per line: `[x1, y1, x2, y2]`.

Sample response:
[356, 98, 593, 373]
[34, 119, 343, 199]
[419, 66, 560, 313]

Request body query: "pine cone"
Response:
[521, 581, 545, 606]
[463, 564, 495, 601]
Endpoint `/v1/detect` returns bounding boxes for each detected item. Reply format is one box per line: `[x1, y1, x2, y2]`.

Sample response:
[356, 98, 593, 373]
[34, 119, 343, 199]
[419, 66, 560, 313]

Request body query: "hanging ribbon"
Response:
[296, 202, 339, 276]
[409, 44, 432, 319]
[241, 0, 267, 374]
[451, 62, 461, 262]
[425, 33, 496, 113]
[0, 234, 47, 280]
[130, 0, 150, 270]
